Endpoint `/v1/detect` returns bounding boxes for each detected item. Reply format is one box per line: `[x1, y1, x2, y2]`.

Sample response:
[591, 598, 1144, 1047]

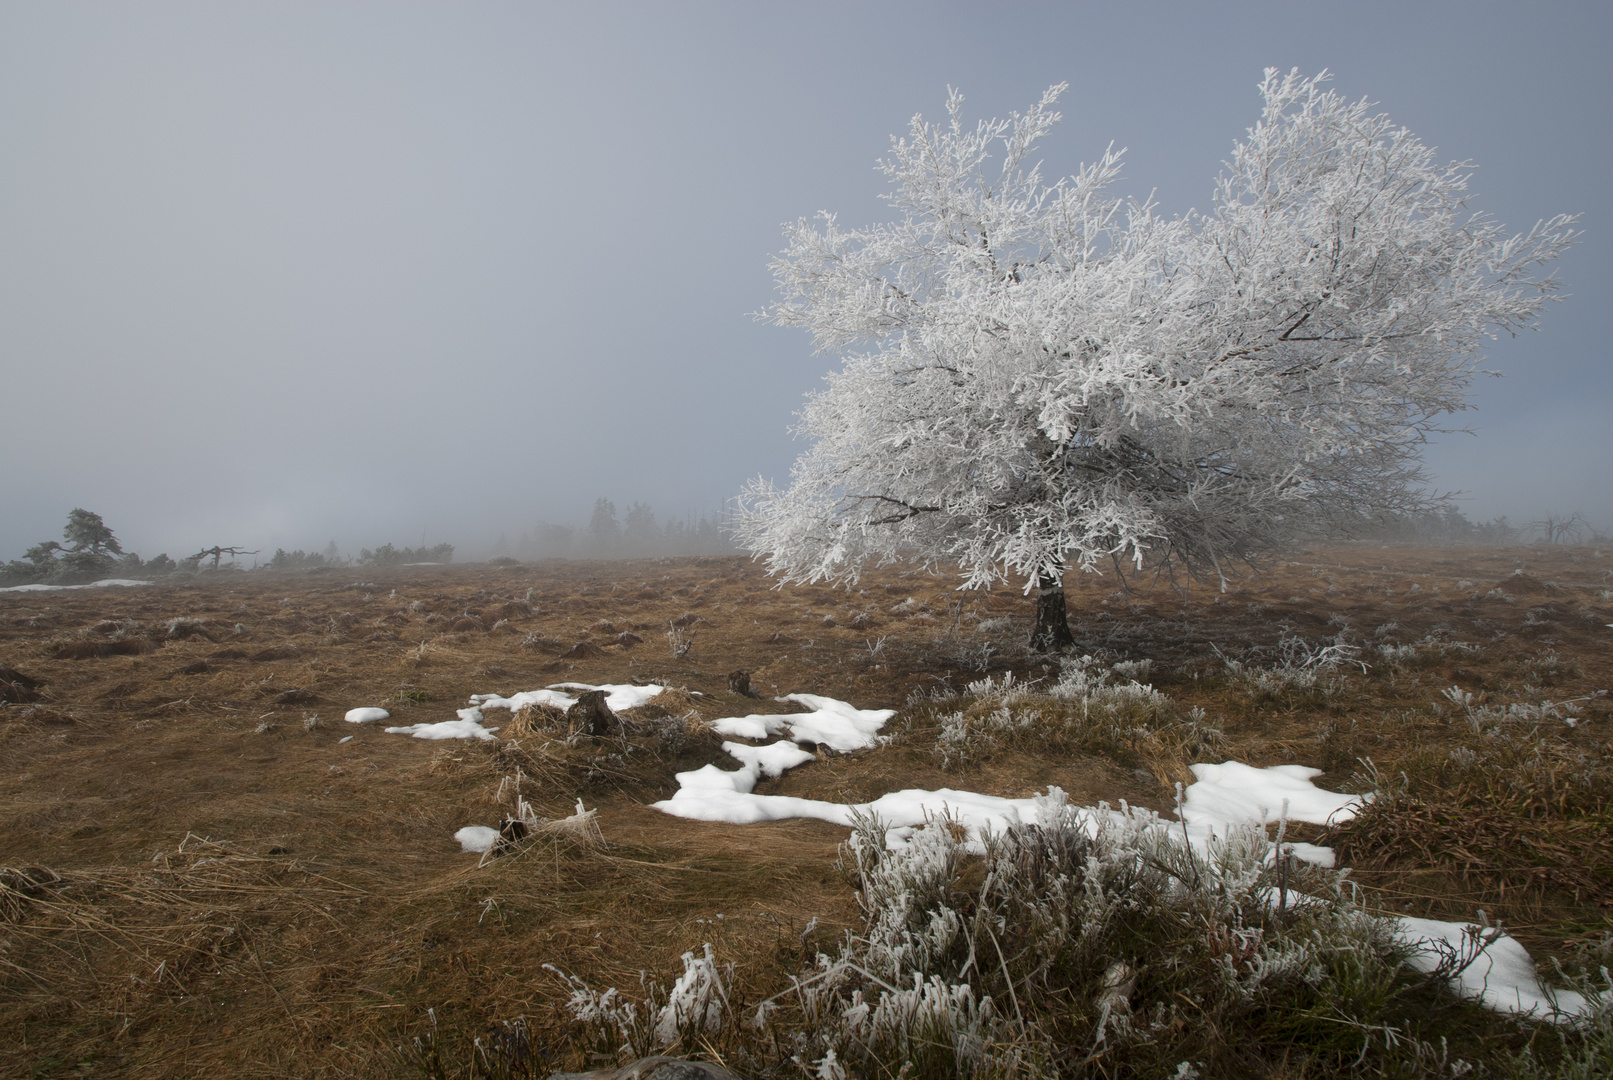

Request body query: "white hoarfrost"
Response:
[651, 689, 1591, 1023]
[734, 70, 1577, 593]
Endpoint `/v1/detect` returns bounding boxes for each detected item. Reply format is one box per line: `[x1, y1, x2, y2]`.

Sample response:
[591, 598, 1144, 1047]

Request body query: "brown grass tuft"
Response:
[633, 685, 703, 719]
[50, 637, 156, 660]
[0, 666, 43, 703]
[506, 702, 569, 739]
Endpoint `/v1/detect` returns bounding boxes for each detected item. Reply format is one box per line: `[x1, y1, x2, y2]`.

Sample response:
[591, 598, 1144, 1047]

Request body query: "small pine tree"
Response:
[63, 508, 122, 556]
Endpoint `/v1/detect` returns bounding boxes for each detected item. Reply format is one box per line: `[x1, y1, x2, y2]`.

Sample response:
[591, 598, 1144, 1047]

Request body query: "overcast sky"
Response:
[1, 1, 1608, 561]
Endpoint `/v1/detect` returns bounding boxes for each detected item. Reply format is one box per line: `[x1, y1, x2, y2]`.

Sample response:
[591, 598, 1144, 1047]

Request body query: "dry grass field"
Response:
[1, 545, 1610, 1078]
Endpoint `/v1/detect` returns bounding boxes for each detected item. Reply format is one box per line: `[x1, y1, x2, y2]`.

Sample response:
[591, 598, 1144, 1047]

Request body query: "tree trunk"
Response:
[1029, 571, 1075, 652]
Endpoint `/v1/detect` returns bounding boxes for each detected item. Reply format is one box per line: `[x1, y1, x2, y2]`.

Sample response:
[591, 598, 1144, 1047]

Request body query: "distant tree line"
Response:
[518, 498, 736, 559]
[0, 511, 460, 586]
[0, 509, 180, 586]
[356, 542, 455, 566]
[13, 502, 1586, 589]
[1356, 507, 1607, 546]
[265, 542, 455, 569]
[264, 542, 345, 571]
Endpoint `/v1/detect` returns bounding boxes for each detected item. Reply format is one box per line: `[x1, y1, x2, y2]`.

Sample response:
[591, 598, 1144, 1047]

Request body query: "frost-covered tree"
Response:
[736, 70, 1577, 648]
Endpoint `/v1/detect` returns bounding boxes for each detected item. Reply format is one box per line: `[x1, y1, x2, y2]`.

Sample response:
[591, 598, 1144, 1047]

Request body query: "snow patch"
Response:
[654, 774, 1066, 844]
[548, 682, 667, 711]
[385, 707, 499, 741]
[386, 682, 664, 743]
[1181, 761, 1366, 828]
[455, 826, 501, 853]
[1178, 761, 1369, 867]
[724, 740, 817, 778]
[710, 693, 894, 751]
[469, 682, 665, 716]
[0, 578, 152, 593]
[1395, 916, 1595, 1020]
[344, 707, 390, 724]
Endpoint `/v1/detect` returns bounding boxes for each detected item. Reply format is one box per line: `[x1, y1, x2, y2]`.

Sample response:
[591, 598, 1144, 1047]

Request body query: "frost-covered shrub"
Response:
[164, 617, 209, 640]
[555, 795, 1438, 1078]
[1225, 634, 1362, 701]
[1109, 658, 1153, 680]
[547, 943, 732, 1062]
[1442, 686, 1606, 738]
[1374, 642, 1419, 667]
[927, 662, 1211, 770]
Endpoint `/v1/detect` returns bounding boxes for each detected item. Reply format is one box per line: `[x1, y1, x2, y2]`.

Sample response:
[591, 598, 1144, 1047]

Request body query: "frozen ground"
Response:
[653, 696, 1365, 859]
[376, 679, 1590, 1024]
[3, 547, 1604, 1069]
[667, 692, 1593, 1022]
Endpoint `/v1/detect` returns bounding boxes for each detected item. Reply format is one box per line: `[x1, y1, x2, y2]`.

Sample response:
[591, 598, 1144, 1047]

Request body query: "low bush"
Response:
[909, 661, 1222, 772]
[536, 799, 1613, 1079]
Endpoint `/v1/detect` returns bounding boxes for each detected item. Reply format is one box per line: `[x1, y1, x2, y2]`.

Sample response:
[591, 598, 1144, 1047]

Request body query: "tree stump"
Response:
[727, 669, 762, 698]
[567, 690, 620, 737]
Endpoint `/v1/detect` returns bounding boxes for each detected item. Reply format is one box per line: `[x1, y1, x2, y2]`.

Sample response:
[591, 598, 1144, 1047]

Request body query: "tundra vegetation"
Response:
[0, 542, 1609, 1077]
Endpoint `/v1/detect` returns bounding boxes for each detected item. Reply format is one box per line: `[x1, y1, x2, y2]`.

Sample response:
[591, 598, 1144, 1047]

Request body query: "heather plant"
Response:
[548, 794, 1595, 1078]
[1222, 633, 1363, 702]
[920, 662, 1221, 771]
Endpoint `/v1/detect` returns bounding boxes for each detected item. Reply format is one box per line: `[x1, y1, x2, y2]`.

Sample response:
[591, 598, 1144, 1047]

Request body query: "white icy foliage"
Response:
[737, 70, 1577, 589]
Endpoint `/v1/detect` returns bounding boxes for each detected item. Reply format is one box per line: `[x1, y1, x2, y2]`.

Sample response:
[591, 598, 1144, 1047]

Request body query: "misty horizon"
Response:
[2, 3, 1608, 564]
